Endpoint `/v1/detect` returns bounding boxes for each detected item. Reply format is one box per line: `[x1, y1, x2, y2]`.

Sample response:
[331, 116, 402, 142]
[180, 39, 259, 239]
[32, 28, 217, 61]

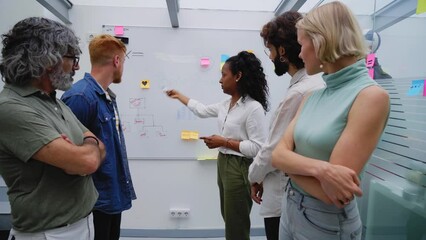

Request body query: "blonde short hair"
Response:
[296, 1, 367, 63]
[89, 34, 126, 65]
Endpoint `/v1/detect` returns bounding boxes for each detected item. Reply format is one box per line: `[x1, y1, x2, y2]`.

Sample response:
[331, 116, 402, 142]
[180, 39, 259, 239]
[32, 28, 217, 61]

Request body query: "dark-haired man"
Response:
[248, 12, 325, 240]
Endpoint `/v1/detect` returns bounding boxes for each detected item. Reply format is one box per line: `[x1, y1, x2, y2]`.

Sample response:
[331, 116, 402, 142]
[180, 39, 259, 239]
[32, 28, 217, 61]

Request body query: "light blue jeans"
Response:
[279, 183, 362, 240]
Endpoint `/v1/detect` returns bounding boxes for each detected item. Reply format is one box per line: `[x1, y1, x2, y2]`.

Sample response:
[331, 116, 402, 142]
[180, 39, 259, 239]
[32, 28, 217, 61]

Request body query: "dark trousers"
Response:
[264, 217, 280, 240]
[217, 153, 253, 240]
[93, 210, 122, 240]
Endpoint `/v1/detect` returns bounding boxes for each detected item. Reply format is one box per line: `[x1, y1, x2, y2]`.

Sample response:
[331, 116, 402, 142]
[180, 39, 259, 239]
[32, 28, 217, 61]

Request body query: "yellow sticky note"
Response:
[140, 80, 150, 89]
[181, 130, 190, 140]
[189, 131, 199, 140]
[417, 0, 426, 14]
[246, 50, 254, 53]
[197, 157, 217, 161]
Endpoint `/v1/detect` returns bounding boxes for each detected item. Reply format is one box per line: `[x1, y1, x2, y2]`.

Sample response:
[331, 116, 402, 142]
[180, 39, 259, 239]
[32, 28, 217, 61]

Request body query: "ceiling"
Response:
[70, 0, 280, 12]
[47, 0, 422, 30]
[70, 0, 396, 15]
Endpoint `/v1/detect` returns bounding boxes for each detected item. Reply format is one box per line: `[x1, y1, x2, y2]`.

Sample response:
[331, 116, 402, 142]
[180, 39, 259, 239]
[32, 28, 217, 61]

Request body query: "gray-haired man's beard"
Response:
[50, 69, 74, 91]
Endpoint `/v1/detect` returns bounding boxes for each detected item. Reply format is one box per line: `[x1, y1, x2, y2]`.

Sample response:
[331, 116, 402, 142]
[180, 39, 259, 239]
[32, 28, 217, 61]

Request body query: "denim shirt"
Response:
[62, 73, 136, 214]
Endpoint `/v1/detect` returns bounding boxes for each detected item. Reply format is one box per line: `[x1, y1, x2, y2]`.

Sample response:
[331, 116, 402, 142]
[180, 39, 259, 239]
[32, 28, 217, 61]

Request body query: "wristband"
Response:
[83, 136, 99, 146]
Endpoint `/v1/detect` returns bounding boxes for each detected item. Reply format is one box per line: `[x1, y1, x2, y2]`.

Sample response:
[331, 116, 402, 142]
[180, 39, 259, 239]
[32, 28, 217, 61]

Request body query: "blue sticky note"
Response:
[221, 54, 229, 63]
[407, 79, 424, 96]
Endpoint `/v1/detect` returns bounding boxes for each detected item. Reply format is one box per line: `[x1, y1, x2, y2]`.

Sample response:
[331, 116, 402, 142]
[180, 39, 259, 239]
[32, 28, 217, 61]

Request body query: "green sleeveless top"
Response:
[291, 60, 377, 196]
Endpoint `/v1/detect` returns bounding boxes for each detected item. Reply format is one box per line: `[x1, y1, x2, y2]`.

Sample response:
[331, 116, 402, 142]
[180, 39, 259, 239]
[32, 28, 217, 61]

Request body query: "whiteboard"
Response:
[102, 25, 290, 159]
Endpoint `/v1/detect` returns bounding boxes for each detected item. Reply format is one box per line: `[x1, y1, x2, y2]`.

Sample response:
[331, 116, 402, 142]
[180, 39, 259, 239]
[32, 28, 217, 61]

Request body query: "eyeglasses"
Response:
[63, 55, 80, 67]
[264, 48, 271, 57]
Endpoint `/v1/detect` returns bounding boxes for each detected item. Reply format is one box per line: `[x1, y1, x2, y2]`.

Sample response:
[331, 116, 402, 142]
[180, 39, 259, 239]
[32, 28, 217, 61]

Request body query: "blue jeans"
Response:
[279, 183, 362, 240]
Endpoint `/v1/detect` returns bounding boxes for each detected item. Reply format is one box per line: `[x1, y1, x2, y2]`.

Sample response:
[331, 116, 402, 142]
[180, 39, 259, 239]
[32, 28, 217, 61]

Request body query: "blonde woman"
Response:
[272, 2, 390, 240]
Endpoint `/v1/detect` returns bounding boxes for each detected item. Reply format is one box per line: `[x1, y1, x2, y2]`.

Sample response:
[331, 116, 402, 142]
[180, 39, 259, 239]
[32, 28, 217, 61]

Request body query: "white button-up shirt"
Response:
[187, 96, 267, 158]
[248, 69, 325, 217]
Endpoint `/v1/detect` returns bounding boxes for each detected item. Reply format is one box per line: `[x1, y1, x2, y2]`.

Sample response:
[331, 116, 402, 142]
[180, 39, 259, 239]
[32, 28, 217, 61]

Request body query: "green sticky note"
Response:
[416, 0, 426, 14]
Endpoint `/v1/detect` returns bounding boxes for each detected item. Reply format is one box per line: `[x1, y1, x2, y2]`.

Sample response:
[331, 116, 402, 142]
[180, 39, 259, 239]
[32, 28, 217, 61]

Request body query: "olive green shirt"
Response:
[0, 84, 98, 232]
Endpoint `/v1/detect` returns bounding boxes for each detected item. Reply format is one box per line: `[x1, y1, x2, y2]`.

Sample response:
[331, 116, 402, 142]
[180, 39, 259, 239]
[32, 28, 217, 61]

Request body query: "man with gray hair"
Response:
[0, 17, 105, 239]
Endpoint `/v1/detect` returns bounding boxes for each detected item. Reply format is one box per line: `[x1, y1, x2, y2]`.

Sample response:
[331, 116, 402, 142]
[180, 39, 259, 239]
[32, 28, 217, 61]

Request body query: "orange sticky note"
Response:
[114, 26, 124, 35]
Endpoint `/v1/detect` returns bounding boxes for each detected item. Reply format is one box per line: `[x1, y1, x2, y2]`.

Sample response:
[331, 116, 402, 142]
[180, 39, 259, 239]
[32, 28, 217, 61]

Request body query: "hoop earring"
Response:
[279, 56, 287, 63]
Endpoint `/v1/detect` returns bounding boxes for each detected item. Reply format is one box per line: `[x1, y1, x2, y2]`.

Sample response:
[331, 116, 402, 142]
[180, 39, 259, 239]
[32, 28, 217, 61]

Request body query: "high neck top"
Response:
[291, 59, 378, 196]
[323, 59, 369, 90]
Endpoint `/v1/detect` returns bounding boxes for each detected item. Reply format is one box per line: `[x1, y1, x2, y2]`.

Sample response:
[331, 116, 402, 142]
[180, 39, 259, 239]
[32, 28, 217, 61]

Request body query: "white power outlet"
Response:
[169, 208, 190, 218]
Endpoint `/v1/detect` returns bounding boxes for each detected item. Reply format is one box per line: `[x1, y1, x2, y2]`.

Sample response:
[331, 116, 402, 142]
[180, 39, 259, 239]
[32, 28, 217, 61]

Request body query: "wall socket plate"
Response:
[169, 208, 190, 218]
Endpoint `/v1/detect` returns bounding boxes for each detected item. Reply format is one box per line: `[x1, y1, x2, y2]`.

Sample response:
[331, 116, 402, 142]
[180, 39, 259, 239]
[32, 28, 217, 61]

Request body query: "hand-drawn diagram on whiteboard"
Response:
[123, 97, 167, 138]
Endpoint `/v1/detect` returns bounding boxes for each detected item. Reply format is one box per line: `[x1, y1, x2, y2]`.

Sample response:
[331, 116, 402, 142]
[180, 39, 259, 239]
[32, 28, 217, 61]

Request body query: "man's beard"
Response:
[274, 55, 289, 76]
[50, 68, 74, 91]
[113, 70, 122, 84]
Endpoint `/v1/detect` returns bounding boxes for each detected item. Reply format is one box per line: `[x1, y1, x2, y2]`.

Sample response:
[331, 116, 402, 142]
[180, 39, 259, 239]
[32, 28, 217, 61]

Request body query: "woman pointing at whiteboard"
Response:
[166, 51, 269, 240]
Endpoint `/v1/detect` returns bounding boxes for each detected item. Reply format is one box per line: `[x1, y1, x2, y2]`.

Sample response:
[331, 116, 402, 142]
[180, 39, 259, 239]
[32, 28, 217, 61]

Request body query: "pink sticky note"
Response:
[200, 57, 210, 67]
[368, 68, 374, 79]
[114, 26, 124, 35]
[366, 53, 376, 68]
[423, 79, 426, 96]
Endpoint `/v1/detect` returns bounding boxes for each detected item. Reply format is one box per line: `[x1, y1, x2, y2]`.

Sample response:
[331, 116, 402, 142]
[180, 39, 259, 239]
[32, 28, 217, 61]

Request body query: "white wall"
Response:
[0, 0, 64, 89]
[377, 17, 426, 78]
[0, 0, 43, 89]
[0, 0, 44, 36]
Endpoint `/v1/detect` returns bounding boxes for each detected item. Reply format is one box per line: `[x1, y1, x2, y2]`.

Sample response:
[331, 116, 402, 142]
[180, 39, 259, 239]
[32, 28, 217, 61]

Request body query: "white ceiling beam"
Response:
[166, 0, 179, 28]
[275, 0, 307, 16]
[36, 0, 73, 24]
[372, 0, 417, 32]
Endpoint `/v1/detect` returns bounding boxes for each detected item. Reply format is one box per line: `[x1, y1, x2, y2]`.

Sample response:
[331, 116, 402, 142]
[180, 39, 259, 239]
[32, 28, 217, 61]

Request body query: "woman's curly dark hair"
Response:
[226, 51, 269, 112]
[260, 11, 304, 69]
